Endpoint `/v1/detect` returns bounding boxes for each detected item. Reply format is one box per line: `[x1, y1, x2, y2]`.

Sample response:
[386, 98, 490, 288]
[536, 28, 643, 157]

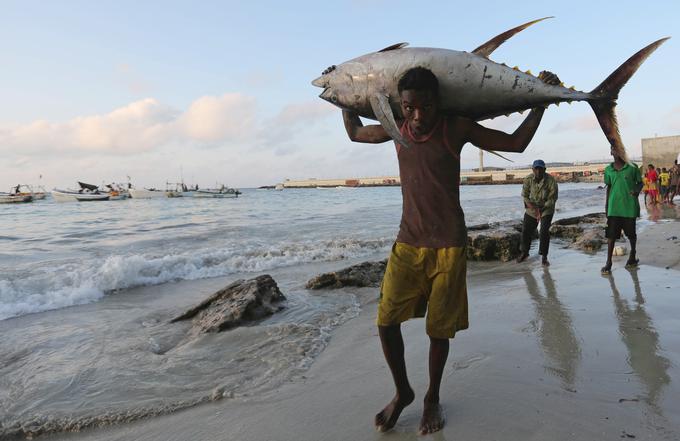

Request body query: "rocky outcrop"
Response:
[550, 213, 607, 251]
[306, 260, 387, 289]
[171, 275, 286, 333]
[466, 220, 524, 262]
[306, 213, 610, 290]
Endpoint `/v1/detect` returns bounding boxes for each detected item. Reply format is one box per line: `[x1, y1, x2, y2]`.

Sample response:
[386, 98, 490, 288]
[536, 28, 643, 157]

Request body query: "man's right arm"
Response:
[522, 178, 532, 207]
[342, 111, 392, 144]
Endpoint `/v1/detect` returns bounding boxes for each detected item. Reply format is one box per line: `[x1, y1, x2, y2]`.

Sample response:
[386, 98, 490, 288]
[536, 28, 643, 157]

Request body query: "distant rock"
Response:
[171, 275, 286, 333]
[306, 260, 387, 289]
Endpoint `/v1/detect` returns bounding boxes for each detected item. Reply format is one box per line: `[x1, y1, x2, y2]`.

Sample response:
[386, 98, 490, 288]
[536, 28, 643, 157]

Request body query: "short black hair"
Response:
[398, 67, 438, 96]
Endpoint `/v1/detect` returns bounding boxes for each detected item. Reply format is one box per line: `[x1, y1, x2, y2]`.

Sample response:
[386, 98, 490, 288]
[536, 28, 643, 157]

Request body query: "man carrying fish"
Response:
[341, 66, 560, 435]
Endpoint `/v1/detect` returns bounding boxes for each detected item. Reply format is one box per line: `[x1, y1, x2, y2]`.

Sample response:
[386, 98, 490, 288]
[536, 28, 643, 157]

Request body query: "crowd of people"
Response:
[641, 160, 680, 205]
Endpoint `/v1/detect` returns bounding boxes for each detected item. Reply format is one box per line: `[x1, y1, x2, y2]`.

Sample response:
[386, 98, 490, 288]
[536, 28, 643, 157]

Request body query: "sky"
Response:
[1, 0, 679, 189]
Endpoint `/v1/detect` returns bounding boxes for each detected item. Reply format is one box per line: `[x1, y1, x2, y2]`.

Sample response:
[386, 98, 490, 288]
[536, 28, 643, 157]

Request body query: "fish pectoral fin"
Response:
[483, 148, 514, 162]
[369, 94, 411, 149]
[472, 17, 553, 58]
[377, 42, 409, 52]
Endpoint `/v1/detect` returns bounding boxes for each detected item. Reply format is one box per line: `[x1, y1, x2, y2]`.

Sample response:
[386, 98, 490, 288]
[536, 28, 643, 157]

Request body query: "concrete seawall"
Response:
[280, 164, 608, 188]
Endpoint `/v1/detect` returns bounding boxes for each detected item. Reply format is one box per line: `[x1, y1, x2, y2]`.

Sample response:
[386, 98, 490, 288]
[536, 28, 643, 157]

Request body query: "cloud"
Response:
[0, 94, 256, 156]
[180, 94, 256, 143]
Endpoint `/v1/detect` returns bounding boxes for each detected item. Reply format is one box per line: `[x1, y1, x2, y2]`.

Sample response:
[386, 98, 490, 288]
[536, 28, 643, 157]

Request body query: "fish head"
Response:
[312, 61, 368, 111]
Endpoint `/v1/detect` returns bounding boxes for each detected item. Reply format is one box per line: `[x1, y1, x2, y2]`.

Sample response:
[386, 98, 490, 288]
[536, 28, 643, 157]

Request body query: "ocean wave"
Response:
[0, 293, 360, 439]
[0, 237, 390, 321]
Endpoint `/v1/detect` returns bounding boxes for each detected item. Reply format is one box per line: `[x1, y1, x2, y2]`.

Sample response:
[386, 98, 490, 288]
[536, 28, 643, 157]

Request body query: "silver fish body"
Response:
[313, 18, 668, 160]
[315, 47, 589, 121]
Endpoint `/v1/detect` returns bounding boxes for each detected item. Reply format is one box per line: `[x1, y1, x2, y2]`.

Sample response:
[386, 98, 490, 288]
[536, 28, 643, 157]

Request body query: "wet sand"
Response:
[42, 219, 680, 441]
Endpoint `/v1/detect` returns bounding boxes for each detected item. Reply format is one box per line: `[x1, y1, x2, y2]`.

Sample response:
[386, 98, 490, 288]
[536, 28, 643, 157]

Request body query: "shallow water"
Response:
[0, 182, 655, 438]
[0, 184, 606, 320]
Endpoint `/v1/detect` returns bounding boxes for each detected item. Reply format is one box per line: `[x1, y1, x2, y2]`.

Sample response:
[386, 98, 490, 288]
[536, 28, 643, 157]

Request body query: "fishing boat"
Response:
[165, 182, 191, 198]
[75, 193, 110, 202]
[52, 182, 107, 202]
[103, 183, 130, 200]
[5, 184, 45, 201]
[128, 188, 166, 199]
[193, 185, 241, 199]
[0, 192, 33, 204]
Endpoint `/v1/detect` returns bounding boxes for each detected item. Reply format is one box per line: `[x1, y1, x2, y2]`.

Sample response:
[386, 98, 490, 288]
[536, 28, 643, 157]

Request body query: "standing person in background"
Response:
[659, 167, 670, 203]
[641, 166, 650, 205]
[601, 147, 643, 275]
[517, 159, 558, 267]
[670, 159, 680, 204]
[646, 164, 659, 205]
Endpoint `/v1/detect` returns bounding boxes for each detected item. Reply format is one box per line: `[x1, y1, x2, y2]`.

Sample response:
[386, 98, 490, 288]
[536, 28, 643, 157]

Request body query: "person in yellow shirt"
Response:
[641, 166, 650, 205]
[659, 167, 671, 203]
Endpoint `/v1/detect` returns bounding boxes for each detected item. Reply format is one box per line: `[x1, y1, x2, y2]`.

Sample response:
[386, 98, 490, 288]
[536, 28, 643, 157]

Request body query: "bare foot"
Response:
[419, 401, 444, 435]
[375, 389, 415, 432]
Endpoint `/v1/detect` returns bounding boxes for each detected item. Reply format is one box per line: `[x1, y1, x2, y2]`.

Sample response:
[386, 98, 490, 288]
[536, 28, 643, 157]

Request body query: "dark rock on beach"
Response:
[306, 260, 387, 289]
[466, 220, 524, 262]
[171, 275, 286, 333]
[550, 212, 607, 251]
[306, 213, 610, 290]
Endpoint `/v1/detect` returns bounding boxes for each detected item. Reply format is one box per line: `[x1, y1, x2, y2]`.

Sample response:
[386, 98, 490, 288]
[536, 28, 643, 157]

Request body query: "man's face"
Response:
[399, 89, 438, 136]
[609, 146, 622, 161]
[533, 167, 545, 180]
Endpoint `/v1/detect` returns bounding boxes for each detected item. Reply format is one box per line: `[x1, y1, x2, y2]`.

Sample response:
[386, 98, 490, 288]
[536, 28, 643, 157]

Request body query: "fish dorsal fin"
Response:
[369, 94, 412, 149]
[482, 148, 514, 163]
[472, 17, 553, 58]
[378, 42, 409, 52]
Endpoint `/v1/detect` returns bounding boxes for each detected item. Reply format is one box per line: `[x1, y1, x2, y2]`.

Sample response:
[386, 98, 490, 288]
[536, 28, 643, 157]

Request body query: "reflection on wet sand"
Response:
[607, 270, 671, 409]
[644, 202, 680, 221]
[523, 270, 581, 389]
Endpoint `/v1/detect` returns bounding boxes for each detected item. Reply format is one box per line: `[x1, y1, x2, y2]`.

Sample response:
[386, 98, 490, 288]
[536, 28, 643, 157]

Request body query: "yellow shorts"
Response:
[377, 242, 468, 339]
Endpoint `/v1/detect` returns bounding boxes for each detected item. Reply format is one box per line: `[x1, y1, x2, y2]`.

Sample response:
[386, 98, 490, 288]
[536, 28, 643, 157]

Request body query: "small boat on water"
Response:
[128, 188, 166, 199]
[165, 182, 193, 198]
[75, 193, 110, 202]
[193, 185, 241, 199]
[6, 184, 46, 201]
[103, 183, 130, 200]
[52, 182, 108, 202]
[0, 192, 33, 204]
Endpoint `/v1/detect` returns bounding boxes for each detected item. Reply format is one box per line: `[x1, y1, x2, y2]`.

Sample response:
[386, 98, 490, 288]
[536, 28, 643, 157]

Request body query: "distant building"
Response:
[641, 135, 680, 168]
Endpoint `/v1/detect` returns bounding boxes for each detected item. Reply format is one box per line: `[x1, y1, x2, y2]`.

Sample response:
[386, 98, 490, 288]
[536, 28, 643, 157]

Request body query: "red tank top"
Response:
[395, 117, 467, 248]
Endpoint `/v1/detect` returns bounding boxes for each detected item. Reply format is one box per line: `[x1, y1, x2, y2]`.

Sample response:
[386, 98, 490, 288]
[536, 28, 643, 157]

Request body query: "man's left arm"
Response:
[462, 71, 561, 153]
[631, 166, 643, 196]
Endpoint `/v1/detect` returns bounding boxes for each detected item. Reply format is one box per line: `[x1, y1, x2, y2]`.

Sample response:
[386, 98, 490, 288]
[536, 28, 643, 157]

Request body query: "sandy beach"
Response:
[34, 218, 679, 441]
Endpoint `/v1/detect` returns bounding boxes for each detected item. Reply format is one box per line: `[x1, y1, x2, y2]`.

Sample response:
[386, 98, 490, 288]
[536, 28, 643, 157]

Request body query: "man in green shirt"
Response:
[517, 159, 558, 266]
[601, 146, 643, 275]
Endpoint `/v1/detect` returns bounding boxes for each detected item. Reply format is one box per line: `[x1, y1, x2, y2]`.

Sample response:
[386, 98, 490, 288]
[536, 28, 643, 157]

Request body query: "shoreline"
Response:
[39, 220, 680, 441]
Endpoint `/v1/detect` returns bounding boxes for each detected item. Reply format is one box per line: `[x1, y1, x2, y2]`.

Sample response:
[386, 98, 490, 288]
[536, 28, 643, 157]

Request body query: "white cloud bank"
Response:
[0, 95, 340, 188]
[0, 94, 257, 155]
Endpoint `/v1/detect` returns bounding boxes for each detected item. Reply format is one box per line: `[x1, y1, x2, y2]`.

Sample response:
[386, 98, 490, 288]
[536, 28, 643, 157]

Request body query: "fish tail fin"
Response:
[588, 37, 669, 163]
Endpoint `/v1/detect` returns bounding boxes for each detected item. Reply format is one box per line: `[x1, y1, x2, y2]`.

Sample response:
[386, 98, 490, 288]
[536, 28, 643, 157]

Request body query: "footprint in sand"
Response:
[449, 353, 489, 372]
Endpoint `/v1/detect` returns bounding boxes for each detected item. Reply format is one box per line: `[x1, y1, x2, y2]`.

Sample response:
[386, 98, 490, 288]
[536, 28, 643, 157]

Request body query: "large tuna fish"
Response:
[312, 18, 669, 161]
